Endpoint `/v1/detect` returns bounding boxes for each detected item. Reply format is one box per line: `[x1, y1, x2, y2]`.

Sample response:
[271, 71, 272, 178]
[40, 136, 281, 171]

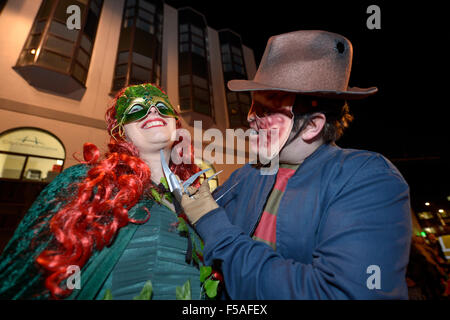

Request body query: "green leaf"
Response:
[199, 266, 212, 283]
[115, 96, 131, 120]
[133, 280, 153, 300]
[204, 279, 219, 299]
[164, 192, 173, 202]
[177, 217, 189, 233]
[191, 242, 200, 265]
[176, 280, 192, 300]
[160, 176, 169, 190]
[150, 188, 162, 203]
[102, 289, 113, 300]
[128, 85, 146, 98]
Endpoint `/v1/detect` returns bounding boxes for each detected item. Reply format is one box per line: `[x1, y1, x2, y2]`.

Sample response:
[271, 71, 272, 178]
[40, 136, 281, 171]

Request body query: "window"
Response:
[192, 75, 207, 89]
[178, 8, 213, 117]
[219, 30, 251, 127]
[220, 43, 246, 77]
[418, 211, 434, 220]
[111, 0, 163, 94]
[0, 128, 65, 182]
[14, 0, 104, 94]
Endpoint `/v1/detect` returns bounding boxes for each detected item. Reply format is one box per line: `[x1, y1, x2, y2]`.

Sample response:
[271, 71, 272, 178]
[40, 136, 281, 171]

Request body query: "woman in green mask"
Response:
[0, 83, 206, 300]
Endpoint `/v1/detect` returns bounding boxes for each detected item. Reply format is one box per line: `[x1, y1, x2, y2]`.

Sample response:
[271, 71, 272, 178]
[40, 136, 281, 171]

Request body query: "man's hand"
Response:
[181, 180, 219, 225]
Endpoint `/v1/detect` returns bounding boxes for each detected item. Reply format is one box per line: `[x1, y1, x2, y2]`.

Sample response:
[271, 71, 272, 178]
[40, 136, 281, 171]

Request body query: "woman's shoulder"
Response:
[40, 164, 89, 195]
[57, 163, 90, 181]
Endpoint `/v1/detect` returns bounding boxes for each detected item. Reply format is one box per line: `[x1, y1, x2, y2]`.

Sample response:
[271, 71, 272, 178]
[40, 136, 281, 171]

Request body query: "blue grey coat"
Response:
[195, 143, 412, 299]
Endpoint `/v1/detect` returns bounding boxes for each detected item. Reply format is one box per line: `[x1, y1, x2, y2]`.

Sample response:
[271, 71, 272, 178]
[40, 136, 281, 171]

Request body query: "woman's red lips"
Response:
[141, 117, 167, 129]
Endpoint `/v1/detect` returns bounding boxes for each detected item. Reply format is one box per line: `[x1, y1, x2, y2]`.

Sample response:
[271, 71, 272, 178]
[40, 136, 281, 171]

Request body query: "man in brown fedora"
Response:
[180, 30, 412, 299]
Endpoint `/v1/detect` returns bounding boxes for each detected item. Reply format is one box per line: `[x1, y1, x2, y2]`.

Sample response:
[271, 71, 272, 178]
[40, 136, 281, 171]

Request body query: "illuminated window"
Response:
[14, 0, 103, 94]
[0, 128, 65, 182]
[424, 227, 436, 234]
[111, 0, 164, 93]
[440, 210, 449, 218]
[418, 211, 434, 220]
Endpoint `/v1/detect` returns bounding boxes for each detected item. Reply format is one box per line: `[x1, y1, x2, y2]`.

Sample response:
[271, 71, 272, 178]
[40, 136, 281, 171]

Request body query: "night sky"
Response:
[165, 0, 448, 210]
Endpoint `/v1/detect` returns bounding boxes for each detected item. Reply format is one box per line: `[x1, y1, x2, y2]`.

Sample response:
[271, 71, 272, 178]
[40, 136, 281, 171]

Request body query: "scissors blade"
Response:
[182, 168, 211, 189]
[160, 149, 183, 201]
[214, 181, 239, 202]
[206, 170, 223, 183]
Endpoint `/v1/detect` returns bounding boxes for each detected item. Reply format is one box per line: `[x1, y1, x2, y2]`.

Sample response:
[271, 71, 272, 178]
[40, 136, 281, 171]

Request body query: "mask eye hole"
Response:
[155, 101, 177, 118]
[155, 102, 169, 110]
[127, 104, 144, 114]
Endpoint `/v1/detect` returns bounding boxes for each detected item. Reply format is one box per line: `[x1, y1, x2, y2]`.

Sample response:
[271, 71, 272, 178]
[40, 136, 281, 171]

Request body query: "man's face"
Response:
[247, 91, 295, 161]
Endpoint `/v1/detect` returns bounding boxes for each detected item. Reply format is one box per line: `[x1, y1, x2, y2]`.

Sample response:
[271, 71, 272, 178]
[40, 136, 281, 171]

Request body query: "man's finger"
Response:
[199, 180, 211, 192]
[186, 186, 198, 195]
[181, 193, 191, 203]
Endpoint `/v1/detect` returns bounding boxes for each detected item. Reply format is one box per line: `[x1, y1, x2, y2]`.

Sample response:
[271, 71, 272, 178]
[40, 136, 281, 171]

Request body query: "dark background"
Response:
[166, 0, 449, 212]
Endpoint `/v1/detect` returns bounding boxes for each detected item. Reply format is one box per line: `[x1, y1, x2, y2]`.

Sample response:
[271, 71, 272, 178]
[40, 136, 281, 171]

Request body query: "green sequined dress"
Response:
[0, 164, 202, 300]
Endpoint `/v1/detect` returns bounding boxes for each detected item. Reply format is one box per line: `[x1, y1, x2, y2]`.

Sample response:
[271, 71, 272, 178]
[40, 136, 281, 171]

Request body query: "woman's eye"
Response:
[128, 104, 144, 114]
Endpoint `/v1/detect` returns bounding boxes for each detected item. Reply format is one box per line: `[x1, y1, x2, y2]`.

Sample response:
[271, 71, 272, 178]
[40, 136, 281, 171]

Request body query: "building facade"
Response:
[0, 0, 257, 178]
[0, 0, 256, 250]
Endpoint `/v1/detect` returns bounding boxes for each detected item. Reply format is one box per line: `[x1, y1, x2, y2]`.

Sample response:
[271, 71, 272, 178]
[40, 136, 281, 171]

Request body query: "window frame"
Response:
[219, 31, 251, 128]
[177, 11, 214, 117]
[111, 0, 163, 94]
[0, 127, 66, 182]
[14, 0, 104, 89]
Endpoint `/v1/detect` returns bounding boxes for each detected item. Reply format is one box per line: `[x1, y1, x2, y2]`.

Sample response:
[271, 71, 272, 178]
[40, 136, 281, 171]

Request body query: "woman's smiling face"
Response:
[123, 102, 177, 153]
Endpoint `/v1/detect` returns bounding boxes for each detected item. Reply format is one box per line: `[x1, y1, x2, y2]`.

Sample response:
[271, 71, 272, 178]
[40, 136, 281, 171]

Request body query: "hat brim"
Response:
[228, 80, 378, 100]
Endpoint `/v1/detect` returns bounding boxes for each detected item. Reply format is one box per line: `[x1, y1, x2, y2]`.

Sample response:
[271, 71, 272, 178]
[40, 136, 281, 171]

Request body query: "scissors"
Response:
[160, 149, 226, 203]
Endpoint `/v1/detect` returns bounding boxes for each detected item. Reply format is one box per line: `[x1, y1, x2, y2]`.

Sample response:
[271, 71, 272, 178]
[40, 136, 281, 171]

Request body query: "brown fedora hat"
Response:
[228, 30, 377, 99]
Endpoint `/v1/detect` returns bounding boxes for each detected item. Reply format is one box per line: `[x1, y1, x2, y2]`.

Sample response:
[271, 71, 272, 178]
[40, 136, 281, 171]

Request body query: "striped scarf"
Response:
[252, 163, 300, 250]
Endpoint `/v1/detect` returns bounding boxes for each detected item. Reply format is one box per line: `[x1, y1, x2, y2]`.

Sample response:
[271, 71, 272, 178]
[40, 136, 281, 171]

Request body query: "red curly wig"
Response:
[36, 84, 201, 299]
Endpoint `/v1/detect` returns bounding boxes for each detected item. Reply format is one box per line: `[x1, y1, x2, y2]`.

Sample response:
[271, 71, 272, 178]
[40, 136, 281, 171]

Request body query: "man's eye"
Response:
[128, 104, 144, 114]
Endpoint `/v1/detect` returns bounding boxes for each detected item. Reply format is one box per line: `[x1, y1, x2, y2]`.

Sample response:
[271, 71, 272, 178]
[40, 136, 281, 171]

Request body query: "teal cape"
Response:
[0, 164, 202, 300]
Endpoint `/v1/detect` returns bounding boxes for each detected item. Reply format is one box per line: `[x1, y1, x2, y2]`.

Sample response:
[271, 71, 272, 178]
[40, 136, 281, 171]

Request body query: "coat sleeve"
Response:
[194, 157, 412, 299]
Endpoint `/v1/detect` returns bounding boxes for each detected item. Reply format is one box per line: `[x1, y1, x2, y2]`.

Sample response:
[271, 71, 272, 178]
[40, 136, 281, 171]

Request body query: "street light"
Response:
[439, 209, 444, 213]
[425, 202, 430, 206]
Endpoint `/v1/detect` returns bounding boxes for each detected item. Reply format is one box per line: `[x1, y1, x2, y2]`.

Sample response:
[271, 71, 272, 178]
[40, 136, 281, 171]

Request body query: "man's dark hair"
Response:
[291, 95, 354, 143]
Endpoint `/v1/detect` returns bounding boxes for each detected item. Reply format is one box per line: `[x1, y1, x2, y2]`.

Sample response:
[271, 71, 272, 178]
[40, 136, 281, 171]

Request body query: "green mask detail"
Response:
[115, 84, 178, 125]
